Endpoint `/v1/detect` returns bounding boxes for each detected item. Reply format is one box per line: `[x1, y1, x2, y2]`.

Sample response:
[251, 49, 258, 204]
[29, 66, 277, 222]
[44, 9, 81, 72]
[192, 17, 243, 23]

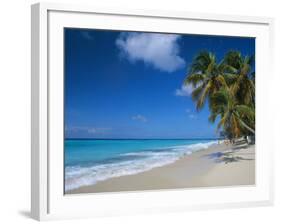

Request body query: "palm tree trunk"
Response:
[238, 117, 255, 134]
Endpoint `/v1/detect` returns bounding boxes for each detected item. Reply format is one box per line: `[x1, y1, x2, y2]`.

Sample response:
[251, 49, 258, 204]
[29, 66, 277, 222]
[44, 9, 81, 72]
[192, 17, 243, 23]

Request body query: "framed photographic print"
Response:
[31, 2, 274, 221]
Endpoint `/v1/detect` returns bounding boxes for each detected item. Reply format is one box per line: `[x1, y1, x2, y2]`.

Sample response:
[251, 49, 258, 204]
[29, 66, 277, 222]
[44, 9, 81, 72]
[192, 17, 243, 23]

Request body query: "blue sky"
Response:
[64, 28, 255, 139]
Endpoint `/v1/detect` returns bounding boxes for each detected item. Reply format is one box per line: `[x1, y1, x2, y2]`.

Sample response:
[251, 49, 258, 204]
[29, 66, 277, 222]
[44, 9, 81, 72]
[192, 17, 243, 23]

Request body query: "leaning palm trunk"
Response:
[237, 116, 255, 134]
[185, 51, 256, 139]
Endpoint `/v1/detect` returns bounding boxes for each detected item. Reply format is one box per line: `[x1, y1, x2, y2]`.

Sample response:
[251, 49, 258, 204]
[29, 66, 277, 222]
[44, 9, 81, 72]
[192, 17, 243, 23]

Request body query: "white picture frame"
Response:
[31, 2, 274, 221]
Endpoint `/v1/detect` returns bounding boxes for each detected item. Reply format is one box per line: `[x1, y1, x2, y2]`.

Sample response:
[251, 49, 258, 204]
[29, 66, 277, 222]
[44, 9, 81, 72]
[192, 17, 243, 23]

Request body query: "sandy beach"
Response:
[66, 143, 255, 194]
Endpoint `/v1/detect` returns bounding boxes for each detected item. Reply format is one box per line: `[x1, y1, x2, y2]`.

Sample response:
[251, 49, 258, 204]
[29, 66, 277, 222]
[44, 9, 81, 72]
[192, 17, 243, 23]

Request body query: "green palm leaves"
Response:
[184, 52, 228, 111]
[210, 88, 255, 138]
[223, 51, 255, 106]
[184, 50, 255, 139]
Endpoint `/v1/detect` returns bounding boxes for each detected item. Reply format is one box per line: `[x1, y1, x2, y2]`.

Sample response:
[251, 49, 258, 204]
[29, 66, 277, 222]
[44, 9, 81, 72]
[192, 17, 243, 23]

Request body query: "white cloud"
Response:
[116, 32, 185, 72]
[132, 114, 147, 123]
[87, 127, 112, 134]
[66, 126, 111, 135]
[175, 84, 194, 96]
[188, 114, 197, 119]
[81, 31, 93, 40]
[185, 108, 197, 119]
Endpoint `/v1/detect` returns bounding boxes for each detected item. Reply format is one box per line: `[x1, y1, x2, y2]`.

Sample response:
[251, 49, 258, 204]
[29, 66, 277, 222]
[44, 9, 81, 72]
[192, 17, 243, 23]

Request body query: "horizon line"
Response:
[65, 137, 222, 140]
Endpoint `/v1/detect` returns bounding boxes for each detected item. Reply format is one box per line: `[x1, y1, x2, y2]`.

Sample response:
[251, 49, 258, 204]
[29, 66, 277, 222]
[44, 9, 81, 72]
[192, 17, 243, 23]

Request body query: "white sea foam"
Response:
[65, 141, 217, 191]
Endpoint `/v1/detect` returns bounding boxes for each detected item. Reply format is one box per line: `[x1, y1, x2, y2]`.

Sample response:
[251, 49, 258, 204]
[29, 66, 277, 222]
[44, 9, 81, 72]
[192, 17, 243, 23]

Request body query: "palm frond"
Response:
[196, 82, 211, 110]
[184, 73, 206, 87]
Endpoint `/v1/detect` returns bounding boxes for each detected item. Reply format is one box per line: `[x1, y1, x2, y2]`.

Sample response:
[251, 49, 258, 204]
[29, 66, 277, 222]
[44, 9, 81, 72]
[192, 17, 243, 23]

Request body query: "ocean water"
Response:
[65, 139, 217, 191]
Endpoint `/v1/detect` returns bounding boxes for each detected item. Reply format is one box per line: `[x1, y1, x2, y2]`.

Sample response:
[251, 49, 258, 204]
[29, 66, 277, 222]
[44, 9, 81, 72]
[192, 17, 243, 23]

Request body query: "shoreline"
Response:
[66, 143, 255, 194]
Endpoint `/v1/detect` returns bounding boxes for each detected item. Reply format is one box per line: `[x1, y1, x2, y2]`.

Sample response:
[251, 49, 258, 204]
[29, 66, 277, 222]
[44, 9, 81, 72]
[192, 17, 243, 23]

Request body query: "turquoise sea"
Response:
[65, 139, 217, 191]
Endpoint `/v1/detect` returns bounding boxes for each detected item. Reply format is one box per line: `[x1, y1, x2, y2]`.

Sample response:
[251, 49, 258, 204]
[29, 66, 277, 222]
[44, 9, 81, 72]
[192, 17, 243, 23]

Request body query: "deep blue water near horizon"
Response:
[64, 139, 218, 191]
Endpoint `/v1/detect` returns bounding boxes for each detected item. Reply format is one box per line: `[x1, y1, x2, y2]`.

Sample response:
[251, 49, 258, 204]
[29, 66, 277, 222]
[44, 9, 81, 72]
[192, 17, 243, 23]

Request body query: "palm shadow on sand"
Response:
[204, 144, 254, 164]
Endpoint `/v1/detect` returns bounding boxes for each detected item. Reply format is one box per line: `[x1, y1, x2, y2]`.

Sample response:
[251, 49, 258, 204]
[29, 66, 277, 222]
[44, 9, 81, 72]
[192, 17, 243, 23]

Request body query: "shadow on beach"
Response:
[204, 143, 254, 164]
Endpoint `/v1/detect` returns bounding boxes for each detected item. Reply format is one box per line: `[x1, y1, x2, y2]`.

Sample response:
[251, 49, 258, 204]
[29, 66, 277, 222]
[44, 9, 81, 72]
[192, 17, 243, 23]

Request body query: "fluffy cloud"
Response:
[175, 84, 194, 96]
[116, 32, 185, 72]
[132, 114, 148, 123]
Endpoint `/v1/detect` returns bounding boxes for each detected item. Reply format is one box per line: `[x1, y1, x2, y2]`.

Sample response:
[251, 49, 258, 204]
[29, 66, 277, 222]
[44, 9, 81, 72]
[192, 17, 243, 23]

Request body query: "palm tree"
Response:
[223, 51, 255, 106]
[209, 87, 255, 138]
[184, 51, 228, 111]
[183, 50, 255, 140]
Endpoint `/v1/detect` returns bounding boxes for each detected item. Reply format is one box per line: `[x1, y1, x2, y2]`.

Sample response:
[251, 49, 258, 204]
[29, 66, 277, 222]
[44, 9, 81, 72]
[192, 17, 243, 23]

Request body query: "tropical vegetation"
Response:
[184, 50, 255, 141]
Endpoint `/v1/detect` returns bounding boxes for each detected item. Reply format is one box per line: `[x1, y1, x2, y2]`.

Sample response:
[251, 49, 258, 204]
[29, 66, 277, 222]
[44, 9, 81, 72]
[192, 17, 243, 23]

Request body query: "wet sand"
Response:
[66, 143, 255, 194]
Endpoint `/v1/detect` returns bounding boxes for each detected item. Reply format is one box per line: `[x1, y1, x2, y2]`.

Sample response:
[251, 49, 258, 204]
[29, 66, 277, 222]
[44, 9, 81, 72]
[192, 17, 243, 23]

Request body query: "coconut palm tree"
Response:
[223, 51, 255, 106]
[184, 51, 228, 111]
[209, 87, 255, 138]
[183, 50, 255, 140]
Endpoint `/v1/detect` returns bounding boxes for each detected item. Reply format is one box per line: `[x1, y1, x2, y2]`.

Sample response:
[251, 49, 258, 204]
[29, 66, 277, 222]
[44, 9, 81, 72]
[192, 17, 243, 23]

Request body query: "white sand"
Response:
[66, 143, 255, 194]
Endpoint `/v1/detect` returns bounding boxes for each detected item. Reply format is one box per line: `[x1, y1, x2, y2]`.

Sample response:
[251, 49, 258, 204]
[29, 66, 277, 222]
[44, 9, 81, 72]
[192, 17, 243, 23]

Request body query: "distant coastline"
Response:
[64, 30, 255, 194]
[65, 138, 224, 140]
